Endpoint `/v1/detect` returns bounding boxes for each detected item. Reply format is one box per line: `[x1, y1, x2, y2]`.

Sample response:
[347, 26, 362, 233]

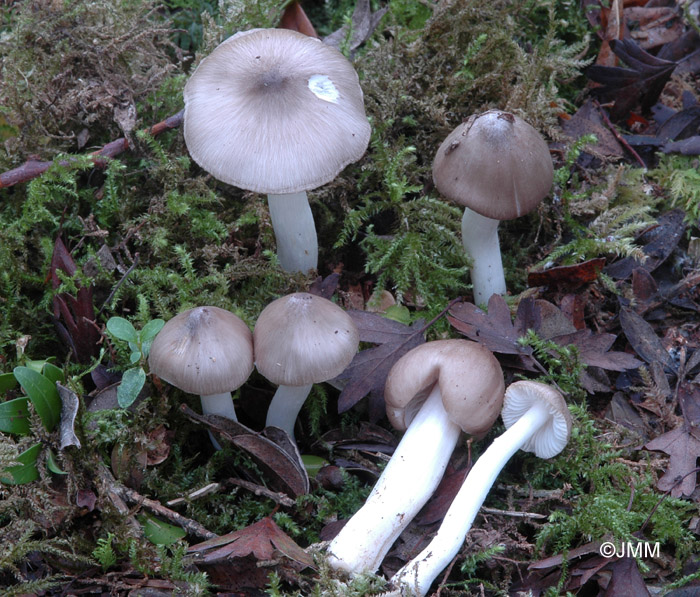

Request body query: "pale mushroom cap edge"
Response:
[148, 306, 254, 396]
[184, 28, 371, 195]
[384, 339, 505, 437]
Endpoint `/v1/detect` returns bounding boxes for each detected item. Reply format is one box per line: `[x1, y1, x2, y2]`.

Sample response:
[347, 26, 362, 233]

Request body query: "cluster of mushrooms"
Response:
[150, 26, 572, 597]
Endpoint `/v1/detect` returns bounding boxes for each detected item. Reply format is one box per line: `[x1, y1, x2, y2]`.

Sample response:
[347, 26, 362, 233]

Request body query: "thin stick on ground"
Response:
[0, 110, 184, 189]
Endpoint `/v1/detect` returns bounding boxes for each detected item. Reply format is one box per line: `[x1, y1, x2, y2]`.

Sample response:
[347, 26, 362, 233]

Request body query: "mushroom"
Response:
[432, 110, 553, 305]
[183, 28, 371, 273]
[148, 306, 254, 431]
[327, 339, 504, 575]
[254, 292, 359, 441]
[390, 380, 572, 597]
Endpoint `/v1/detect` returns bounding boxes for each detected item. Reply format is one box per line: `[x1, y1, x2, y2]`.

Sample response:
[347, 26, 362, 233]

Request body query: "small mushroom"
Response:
[326, 339, 504, 575]
[254, 292, 359, 441]
[390, 380, 571, 597]
[433, 110, 553, 304]
[148, 306, 254, 444]
[184, 28, 371, 273]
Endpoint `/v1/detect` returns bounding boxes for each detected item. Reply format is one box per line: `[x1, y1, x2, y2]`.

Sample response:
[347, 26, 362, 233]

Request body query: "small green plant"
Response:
[518, 329, 586, 401]
[106, 316, 165, 408]
[443, 543, 505, 593]
[0, 359, 66, 484]
[650, 154, 700, 226]
[336, 135, 468, 314]
[92, 533, 117, 571]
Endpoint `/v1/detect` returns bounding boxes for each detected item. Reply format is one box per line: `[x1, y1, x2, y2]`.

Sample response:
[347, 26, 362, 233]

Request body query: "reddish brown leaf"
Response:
[528, 258, 606, 288]
[602, 557, 652, 597]
[645, 425, 700, 497]
[324, 0, 388, 54]
[550, 329, 643, 371]
[447, 294, 536, 357]
[278, 1, 318, 37]
[335, 311, 427, 414]
[619, 307, 674, 369]
[559, 293, 586, 330]
[181, 406, 309, 497]
[560, 100, 625, 158]
[587, 38, 676, 120]
[308, 272, 340, 300]
[626, 6, 684, 50]
[50, 237, 101, 363]
[189, 517, 315, 569]
[605, 209, 686, 279]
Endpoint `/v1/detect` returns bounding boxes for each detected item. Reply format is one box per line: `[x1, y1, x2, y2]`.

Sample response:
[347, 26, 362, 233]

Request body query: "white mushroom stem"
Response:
[461, 207, 505, 306]
[327, 384, 462, 575]
[267, 191, 318, 273]
[265, 383, 313, 440]
[200, 393, 238, 420]
[391, 400, 551, 597]
[200, 392, 238, 451]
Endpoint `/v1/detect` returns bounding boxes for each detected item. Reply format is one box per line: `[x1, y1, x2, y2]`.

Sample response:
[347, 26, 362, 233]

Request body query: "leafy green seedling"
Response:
[0, 442, 41, 485]
[106, 317, 164, 408]
[0, 397, 31, 435]
[13, 364, 63, 431]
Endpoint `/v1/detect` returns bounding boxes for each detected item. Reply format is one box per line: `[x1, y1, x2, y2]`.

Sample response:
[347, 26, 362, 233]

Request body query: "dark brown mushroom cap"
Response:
[148, 306, 254, 395]
[432, 110, 553, 220]
[253, 292, 359, 386]
[501, 380, 571, 458]
[183, 28, 371, 195]
[384, 339, 504, 437]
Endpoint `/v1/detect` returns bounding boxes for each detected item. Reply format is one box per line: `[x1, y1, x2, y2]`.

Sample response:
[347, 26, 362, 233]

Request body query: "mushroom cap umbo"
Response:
[384, 339, 505, 437]
[148, 306, 254, 396]
[501, 380, 571, 458]
[432, 110, 553, 220]
[183, 28, 371, 195]
[253, 292, 359, 386]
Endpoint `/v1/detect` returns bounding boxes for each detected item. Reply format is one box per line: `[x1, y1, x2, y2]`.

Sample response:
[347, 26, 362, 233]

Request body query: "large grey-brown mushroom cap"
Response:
[148, 306, 254, 396]
[253, 292, 359, 386]
[183, 28, 371, 195]
[501, 380, 571, 458]
[432, 110, 553, 220]
[384, 339, 505, 437]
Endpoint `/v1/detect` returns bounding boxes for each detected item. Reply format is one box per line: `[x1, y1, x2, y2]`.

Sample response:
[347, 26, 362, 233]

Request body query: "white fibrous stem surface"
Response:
[327, 384, 461, 574]
[265, 383, 313, 441]
[391, 401, 551, 596]
[200, 392, 238, 450]
[461, 207, 505, 306]
[267, 191, 318, 273]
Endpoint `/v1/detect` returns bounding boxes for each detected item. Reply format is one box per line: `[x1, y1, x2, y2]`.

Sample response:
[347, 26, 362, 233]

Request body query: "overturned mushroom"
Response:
[327, 339, 504, 575]
[390, 380, 571, 596]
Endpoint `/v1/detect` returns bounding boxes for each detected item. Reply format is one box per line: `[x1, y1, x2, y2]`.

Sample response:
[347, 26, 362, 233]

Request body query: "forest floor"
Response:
[1, 0, 700, 595]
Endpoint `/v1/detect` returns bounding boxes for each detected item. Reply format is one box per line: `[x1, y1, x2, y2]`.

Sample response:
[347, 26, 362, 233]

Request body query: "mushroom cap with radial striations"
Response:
[432, 110, 554, 220]
[183, 28, 371, 195]
[501, 380, 572, 458]
[148, 306, 254, 396]
[253, 292, 359, 386]
[384, 339, 505, 438]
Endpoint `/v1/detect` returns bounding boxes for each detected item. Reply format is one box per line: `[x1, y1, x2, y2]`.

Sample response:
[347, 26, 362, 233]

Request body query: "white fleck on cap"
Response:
[184, 28, 371, 194]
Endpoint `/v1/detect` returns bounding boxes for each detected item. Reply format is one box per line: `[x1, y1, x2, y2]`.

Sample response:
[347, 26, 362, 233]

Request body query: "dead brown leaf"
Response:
[645, 425, 700, 497]
[188, 516, 315, 569]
